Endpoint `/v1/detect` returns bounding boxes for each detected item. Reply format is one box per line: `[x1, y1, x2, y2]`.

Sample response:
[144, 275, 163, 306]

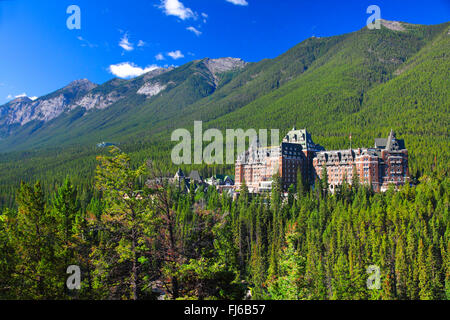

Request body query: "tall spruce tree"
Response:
[92, 147, 156, 300]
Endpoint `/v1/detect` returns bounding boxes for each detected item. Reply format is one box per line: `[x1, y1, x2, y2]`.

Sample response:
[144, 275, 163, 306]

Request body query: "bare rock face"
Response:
[75, 92, 123, 110]
[0, 67, 177, 131]
[29, 95, 68, 123]
[137, 67, 174, 97]
[143, 67, 174, 81]
[65, 79, 98, 92]
[0, 79, 98, 127]
[202, 57, 247, 86]
[380, 19, 407, 32]
[0, 97, 33, 127]
[0, 60, 242, 133]
[204, 57, 247, 75]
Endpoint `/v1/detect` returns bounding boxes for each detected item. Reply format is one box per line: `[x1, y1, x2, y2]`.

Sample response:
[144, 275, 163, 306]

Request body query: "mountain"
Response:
[0, 58, 248, 149]
[0, 79, 97, 136]
[0, 20, 448, 201]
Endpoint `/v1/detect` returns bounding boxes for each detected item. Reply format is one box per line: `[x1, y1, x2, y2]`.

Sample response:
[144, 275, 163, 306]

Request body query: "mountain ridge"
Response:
[0, 57, 248, 137]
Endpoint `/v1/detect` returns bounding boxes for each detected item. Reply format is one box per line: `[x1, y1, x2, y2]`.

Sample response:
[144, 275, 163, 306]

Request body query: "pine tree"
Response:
[12, 182, 61, 299]
[351, 165, 360, 193]
[320, 165, 329, 198]
[332, 254, 352, 299]
[53, 178, 79, 264]
[296, 168, 308, 197]
[92, 147, 156, 300]
[267, 225, 308, 299]
[271, 174, 282, 211]
[418, 239, 433, 299]
[395, 236, 408, 299]
[0, 209, 18, 299]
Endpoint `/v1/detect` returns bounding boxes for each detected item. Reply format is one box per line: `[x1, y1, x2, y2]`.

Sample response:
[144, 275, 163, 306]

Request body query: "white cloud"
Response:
[6, 92, 39, 101]
[187, 26, 202, 36]
[155, 53, 165, 61]
[167, 50, 184, 60]
[119, 33, 134, 51]
[108, 62, 160, 79]
[225, 0, 248, 6]
[6, 93, 32, 100]
[201, 12, 208, 23]
[159, 0, 196, 20]
[137, 40, 146, 47]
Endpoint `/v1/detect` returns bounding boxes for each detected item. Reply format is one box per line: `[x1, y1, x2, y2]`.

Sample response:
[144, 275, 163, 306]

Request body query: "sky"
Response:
[0, 0, 449, 103]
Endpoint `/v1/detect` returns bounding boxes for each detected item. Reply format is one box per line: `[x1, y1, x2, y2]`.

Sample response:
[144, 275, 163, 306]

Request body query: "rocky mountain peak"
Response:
[65, 79, 98, 91]
[379, 19, 407, 32]
[10, 96, 32, 104]
[142, 67, 174, 81]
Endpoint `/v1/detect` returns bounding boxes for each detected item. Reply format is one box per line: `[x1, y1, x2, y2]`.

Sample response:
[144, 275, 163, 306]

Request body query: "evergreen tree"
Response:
[92, 147, 156, 300]
[12, 182, 62, 299]
[418, 239, 433, 299]
[351, 165, 360, 193]
[320, 165, 329, 198]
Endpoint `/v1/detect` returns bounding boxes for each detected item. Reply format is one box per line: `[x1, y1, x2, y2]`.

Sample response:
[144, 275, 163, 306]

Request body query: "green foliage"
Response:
[0, 21, 449, 300]
[0, 149, 448, 300]
[91, 147, 156, 300]
[1, 22, 449, 210]
[267, 225, 308, 300]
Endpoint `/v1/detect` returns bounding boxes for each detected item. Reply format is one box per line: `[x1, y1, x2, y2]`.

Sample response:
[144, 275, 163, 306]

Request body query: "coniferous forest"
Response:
[0, 147, 448, 300]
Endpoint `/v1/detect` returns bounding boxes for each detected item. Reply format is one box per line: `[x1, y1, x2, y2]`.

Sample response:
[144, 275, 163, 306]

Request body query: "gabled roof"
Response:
[189, 170, 202, 181]
[374, 138, 387, 149]
[375, 130, 406, 151]
[283, 128, 325, 151]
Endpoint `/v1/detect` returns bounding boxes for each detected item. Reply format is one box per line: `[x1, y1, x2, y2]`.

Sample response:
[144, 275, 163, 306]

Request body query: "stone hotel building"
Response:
[235, 128, 325, 193]
[235, 128, 409, 193]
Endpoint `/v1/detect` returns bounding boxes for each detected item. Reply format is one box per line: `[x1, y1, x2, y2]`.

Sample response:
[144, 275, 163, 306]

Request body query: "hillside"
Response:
[204, 21, 450, 174]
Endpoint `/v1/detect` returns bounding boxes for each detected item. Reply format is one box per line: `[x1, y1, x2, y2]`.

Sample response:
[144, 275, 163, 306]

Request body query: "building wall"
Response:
[235, 129, 409, 194]
[355, 153, 380, 192]
[313, 148, 409, 193]
[379, 149, 409, 192]
[235, 146, 281, 193]
[313, 150, 358, 192]
[236, 147, 318, 192]
[280, 142, 305, 190]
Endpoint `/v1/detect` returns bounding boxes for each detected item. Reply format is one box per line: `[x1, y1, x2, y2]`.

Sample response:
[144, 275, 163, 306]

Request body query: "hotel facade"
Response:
[235, 128, 409, 193]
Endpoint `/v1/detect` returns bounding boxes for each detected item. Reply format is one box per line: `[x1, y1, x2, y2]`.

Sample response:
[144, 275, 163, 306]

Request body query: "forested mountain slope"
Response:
[207, 21, 449, 174]
[0, 58, 246, 150]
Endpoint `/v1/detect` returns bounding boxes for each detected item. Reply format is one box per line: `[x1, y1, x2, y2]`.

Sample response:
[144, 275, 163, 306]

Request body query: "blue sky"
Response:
[0, 0, 449, 103]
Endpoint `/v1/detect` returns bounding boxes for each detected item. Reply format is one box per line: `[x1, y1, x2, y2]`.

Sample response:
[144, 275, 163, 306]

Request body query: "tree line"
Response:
[0, 147, 448, 300]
